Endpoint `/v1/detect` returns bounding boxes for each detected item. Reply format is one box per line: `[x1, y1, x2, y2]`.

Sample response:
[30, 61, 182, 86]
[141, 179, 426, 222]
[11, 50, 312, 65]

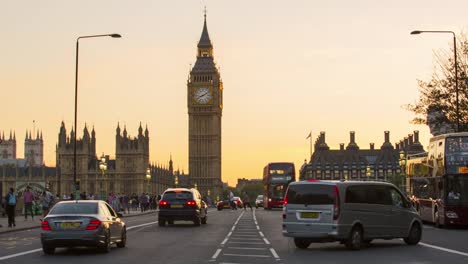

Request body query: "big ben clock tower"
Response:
[188, 13, 223, 201]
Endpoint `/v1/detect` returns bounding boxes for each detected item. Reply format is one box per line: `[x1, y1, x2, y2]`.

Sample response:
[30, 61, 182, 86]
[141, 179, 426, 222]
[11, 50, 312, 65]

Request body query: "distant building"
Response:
[25, 130, 44, 167]
[0, 131, 17, 161]
[300, 131, 425, 182]
[55, 122, 178, 197]
[236, 178, 262, 190]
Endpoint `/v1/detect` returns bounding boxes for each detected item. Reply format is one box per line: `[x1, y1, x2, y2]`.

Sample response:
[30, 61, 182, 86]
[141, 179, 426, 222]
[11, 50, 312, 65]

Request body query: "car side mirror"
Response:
[117, 212, 123, 218]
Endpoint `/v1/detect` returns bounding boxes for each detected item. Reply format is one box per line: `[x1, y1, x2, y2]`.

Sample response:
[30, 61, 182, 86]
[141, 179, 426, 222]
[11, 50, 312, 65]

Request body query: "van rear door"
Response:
[284, 183, 336, 235]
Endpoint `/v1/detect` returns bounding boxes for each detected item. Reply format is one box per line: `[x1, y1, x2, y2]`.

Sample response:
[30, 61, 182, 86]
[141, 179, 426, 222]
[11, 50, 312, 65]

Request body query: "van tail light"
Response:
[86, 219, 102, 230]
[41, 220, 52, 231]
[283, 186, 290, 206]
[186, 200, 197, 207]
[159, 200, 169, 207]
[333, 186, 340, 220]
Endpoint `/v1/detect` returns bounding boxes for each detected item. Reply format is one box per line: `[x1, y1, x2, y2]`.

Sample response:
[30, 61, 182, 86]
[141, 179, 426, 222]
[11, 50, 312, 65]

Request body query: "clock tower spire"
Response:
[187, 12, 223, 201]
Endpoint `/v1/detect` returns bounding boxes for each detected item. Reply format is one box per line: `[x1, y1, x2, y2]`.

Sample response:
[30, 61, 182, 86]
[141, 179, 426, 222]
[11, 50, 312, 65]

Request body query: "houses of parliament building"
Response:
[1, 123, 183, 198]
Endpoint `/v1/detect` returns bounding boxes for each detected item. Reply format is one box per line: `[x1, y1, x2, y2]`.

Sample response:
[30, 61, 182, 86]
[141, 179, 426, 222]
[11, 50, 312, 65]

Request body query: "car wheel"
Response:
[345, 226, 363, 250]
[434, 210, 443, 228]
[42, 246, 55, 255]
[158, 218, 166, 227]
[100, 231, 112, 253]
[217, 207, 221, 211]
[404, 223, 422, 245]
[201, 215, 207, 225]
[116, 229, 126, 248]
[294, 238, 311, 249]
[194, 216, 201, 226]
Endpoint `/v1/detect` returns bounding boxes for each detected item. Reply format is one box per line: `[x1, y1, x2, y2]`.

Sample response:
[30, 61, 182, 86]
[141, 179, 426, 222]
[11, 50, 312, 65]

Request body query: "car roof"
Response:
[164, 188, 192, 192]
[290, 180, 395, 187]
[56, 200, 102, 204]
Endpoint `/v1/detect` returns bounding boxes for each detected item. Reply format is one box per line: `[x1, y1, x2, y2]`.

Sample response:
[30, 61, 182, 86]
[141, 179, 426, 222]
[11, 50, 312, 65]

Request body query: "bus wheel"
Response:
[434, 210, 443, 228]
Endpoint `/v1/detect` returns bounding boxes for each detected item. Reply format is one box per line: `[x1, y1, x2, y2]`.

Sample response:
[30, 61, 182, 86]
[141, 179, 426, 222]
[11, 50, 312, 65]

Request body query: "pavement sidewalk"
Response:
[0, 209, 156, 235]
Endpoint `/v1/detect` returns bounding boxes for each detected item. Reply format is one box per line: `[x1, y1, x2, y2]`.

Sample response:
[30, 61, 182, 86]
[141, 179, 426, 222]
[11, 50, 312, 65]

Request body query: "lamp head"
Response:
[410, 30, 422, 35]
[110, 34, 122, 38]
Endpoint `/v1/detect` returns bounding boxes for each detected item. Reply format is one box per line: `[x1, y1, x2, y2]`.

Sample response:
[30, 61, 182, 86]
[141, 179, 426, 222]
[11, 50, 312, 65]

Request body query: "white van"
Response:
[282, 180, 422, 250]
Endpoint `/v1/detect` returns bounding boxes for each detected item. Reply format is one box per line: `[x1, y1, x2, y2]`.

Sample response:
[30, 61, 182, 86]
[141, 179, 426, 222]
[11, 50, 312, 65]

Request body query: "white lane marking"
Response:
[127, 221, 158, 230]
[256, 225, 260, 230]
[231, 238, 262, 241]
[223, 253, 270, 258]
[259, 231, 265, 237]
[228, 247, 268, 250]
[228, 241, 265, 244]
[420, 242, 468, 257]
[0, 220, 159, 261]
[211, 248, 222, 259]
[0, 249, 42, 261]
[263, 238, 271, 244]
[270, 248, 279, 259]
[221, 238, 229, 245]
[232, 234, 259, 237]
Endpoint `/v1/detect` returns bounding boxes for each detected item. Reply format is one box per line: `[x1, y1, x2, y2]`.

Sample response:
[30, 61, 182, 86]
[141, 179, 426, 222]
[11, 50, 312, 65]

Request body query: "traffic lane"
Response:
[255, 209, 468, 264]
[421, 225, 468, 253]
[0, 212, 159, 258]
[1, 209, 236, 264]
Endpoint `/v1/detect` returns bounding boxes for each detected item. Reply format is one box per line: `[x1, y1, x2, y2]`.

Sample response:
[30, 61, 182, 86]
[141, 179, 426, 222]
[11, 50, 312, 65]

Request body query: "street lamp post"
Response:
[146, 168, 151, 194]
[399, 150, 407, 191]
[410, 30, 460, 132]
[99, 154, 107, 200]
[73, 33, 121, 200]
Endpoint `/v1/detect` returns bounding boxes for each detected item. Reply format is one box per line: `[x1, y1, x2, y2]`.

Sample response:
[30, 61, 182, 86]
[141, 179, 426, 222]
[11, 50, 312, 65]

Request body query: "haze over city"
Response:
[2, 0, 467, 185]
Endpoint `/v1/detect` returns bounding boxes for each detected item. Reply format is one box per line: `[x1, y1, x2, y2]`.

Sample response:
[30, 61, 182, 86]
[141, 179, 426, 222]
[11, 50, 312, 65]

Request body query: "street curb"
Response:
[0, 211, 156, 235]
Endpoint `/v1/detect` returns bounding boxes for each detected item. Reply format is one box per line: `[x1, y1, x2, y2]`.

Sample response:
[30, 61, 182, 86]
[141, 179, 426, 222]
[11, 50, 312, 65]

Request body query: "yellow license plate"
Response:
[301, 212, 319, 219]
[61, 222, 80, 229]
[171, 204, 183, 208]
[459, 167, 468, 173]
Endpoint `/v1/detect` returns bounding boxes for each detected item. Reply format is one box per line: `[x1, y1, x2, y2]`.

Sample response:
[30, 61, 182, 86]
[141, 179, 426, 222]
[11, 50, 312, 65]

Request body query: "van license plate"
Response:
[171, 204, 183, 208]
[301, 212, 319, 219]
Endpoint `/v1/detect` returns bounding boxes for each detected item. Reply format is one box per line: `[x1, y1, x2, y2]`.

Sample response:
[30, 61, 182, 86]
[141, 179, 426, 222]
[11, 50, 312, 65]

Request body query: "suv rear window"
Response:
[163, 191, 193, 200]
[286, 184, 335, 205]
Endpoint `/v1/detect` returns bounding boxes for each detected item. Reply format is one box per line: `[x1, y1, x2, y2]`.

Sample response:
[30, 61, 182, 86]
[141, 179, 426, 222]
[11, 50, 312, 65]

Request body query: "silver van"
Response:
[282, 180, 422, 250]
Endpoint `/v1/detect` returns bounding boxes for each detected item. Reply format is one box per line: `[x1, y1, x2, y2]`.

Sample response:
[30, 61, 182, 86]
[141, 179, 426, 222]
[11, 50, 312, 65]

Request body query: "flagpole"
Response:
[309, 131, 312, 159]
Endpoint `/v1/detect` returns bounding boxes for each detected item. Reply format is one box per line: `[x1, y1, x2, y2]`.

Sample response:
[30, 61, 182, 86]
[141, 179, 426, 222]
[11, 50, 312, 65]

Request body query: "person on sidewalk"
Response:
[23, 186, 35, 221]
[5, 187, 17, 228]
[243, 192, 253, 211]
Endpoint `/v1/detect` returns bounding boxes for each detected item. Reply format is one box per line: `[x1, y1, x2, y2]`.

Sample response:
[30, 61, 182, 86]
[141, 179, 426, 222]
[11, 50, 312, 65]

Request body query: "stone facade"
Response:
[25, 130, 44, 167]
[55, 122, 176, 197]
[187, 14, 223, 201]
[0, 131, 17, 160]
[300, 131, 425, 184]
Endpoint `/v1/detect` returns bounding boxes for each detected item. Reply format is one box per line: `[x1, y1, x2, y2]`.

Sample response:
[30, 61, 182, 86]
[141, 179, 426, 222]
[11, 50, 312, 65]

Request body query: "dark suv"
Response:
[158, 188, 208, 226]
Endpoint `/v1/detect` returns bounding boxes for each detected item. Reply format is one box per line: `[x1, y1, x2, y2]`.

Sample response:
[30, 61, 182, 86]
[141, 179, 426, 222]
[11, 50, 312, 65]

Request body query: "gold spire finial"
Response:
[204, 6, 207, 20]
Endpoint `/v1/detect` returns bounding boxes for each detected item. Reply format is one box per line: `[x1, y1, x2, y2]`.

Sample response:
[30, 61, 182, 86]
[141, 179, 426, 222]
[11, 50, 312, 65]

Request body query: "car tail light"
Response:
[41, 220, 52, 231]
[86, 219, 101, 230]
[186, 200, 197, 207]
[333, 185, 340, 220]
[159, 200, 169, 207]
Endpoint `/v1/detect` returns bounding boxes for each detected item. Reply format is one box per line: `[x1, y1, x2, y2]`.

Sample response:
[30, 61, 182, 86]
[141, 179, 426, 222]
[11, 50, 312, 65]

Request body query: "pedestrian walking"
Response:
[23, 186, 35, 220]
[5, 187, 17, 227]
[229, 191, 236, 210]
[41, 190, 54, 217]
[243, 192, 253, 211]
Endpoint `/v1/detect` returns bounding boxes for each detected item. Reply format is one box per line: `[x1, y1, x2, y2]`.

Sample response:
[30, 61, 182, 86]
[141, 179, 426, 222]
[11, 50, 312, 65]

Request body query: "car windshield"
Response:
[256, 195, 263, 200]
[49, 203, 98, 214]
[163, 191, 192, 200]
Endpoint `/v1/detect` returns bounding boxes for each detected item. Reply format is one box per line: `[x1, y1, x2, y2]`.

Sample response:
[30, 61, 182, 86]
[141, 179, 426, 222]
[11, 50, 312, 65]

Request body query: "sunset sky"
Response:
[2, 0, 467, 185]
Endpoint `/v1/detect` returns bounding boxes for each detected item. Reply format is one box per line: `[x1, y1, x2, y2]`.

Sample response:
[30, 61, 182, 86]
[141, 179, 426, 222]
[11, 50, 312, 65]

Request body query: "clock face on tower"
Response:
[194, 87, 212, 104]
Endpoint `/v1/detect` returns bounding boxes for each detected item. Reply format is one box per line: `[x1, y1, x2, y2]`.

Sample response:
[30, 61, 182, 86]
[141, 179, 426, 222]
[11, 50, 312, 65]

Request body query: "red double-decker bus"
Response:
[406, 132, 468, 227]
[263, 162, 295, 210]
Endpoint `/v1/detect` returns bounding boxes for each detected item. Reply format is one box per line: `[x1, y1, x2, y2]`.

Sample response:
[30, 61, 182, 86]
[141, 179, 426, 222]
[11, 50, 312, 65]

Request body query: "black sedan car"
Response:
[158, 188, 207, 226]
[40, 200, 126, 254]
